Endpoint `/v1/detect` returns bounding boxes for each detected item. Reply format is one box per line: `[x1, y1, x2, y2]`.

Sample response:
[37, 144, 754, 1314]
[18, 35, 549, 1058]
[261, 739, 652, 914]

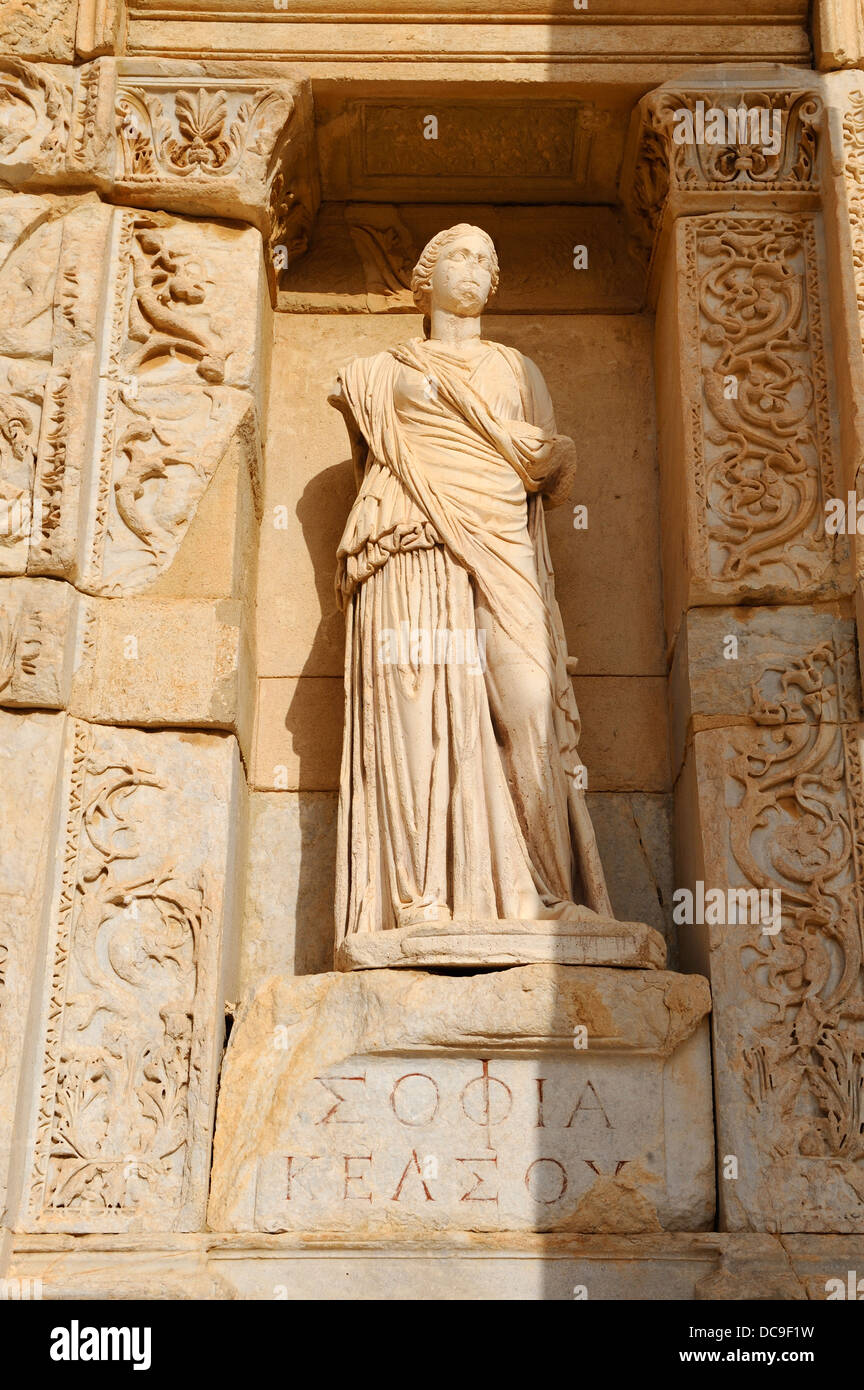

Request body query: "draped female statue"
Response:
[329, 224, 655, 970]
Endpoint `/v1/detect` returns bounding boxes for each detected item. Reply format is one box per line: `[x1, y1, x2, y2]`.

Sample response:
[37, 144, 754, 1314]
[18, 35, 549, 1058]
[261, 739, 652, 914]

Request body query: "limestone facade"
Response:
[2, 0, 864, 1301]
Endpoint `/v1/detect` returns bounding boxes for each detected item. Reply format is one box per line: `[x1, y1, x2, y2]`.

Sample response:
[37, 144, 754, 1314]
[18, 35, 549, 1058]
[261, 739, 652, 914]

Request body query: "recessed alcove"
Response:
[243, 80, 675, 983]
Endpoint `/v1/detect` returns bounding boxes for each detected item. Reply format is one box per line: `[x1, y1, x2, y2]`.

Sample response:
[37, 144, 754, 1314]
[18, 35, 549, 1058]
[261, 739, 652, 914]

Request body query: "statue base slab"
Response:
[335, 916, 667, 971]
[207, 964, 714, 1236]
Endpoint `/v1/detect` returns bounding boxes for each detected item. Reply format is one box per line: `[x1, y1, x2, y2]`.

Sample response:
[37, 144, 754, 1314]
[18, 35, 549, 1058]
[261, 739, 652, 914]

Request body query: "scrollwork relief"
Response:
[0, 59, 72, 170]
[688, 215, 838, 590]
[29, 723, 213, 1225]
[725, 640, 864, 1207]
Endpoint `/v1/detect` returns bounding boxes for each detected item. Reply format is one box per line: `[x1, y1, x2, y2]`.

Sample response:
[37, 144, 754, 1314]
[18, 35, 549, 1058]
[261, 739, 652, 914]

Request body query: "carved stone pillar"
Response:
[622, 74, 864, 1231]
[0, 56, 318, 1232]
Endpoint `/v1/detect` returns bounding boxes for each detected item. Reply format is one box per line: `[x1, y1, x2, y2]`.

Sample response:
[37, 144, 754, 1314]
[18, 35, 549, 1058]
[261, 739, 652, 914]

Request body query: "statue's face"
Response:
[429, 232, 494, 317]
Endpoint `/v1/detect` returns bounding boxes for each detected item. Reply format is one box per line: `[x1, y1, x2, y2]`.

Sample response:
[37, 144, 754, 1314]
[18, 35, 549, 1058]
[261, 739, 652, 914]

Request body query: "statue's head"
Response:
[411, 225, 499, 321]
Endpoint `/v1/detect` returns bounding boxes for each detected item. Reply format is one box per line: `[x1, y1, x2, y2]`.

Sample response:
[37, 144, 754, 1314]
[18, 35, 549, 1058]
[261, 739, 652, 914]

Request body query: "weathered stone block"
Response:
[71, 596, 243, 729]
[208, 965, 714, 1236]
[0, 0, 78, 62]
[239, 790, 337, 989]
[587, 792, 674, 950]
[0, 710, 66, 1223]
[0, 577, 77, 708]
[13, 1230, 862, 1302]
[674, 631, 864, 1231]
[14, 719, 242, 1234]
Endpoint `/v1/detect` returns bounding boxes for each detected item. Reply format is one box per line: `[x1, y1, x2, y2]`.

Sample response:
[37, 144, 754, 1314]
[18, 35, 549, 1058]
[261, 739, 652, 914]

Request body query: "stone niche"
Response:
[211, 101, 712, 1277]
[247, 231, 673, 985]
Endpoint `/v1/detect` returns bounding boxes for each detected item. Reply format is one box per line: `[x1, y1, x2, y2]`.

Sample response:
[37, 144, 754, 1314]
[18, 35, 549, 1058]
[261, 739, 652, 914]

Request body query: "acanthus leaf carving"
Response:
[114, 81, 295, 186]
[624, 87, 822, 269]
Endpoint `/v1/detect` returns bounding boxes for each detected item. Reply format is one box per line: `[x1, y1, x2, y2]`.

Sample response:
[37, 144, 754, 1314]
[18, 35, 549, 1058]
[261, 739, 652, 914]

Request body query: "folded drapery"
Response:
[332, 337, 613, 939]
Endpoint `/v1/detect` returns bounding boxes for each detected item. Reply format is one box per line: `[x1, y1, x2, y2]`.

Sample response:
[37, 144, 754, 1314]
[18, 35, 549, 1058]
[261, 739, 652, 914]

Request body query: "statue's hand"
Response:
[542, 433, 578, 509]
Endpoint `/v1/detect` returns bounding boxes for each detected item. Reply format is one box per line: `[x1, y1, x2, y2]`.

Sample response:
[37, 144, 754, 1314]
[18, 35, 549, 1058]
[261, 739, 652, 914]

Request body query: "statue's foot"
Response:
[516, 892, 604, 923]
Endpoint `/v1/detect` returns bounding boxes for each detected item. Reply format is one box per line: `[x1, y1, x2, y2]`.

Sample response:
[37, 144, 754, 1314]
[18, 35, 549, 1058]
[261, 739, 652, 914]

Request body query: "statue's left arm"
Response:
[512, 351, 579, 510]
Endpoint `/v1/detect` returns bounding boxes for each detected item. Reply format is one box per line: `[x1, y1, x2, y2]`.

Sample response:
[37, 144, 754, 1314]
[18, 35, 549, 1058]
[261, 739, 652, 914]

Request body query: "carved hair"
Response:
[410, 224, 500, 314]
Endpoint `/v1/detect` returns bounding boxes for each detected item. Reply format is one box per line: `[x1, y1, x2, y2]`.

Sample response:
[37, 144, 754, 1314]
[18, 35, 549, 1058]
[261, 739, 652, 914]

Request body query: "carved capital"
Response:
[620, 78, 823, 281]
[105, 63, 320, 259]
[0, 58, 320, 290]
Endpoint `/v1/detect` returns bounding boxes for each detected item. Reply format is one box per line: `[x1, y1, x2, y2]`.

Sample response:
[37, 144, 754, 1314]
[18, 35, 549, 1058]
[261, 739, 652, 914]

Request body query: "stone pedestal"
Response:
[335, 916, 666, 971]
[208, 964, 714, 1238]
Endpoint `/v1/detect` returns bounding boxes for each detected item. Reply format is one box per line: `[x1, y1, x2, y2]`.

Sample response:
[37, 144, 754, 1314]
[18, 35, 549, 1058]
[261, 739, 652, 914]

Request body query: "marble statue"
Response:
[330, 223, 616, 964]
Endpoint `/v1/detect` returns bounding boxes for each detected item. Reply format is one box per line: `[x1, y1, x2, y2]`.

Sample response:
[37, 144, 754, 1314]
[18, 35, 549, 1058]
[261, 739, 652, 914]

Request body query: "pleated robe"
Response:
[333, 336, 613, 942]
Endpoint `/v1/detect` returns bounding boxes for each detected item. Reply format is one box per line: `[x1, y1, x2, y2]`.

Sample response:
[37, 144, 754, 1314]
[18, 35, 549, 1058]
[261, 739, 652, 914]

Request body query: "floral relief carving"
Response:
[85, 209, 239, 595]
[655, 90, 820, 191]
[723, 639, 864, 1218]
[29, 723, 213, 1227]
[125, 216, 225, 384]
[842, 89, 864, 322]
[626, 87, 822, 265]
[115, 83, 295, 183]
[0, 58, 72, 169]
[688, 215, 840, 592]
[0, 194, 259, 593]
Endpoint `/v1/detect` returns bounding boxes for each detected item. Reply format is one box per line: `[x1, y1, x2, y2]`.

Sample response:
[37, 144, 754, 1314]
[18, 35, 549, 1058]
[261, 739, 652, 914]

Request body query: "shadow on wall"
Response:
[285, 455, 352, 974]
